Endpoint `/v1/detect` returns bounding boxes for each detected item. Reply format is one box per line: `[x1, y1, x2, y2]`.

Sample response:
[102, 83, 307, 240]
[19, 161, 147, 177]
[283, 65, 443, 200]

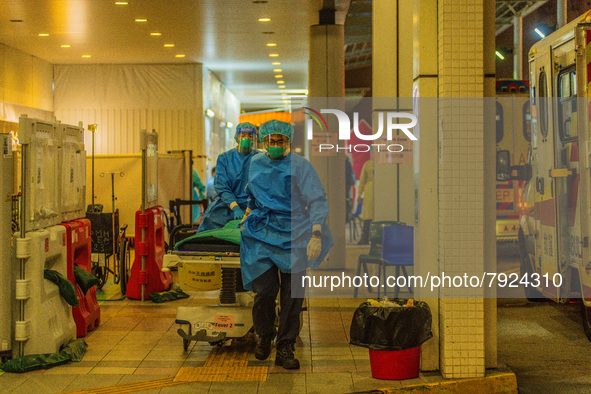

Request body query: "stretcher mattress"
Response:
[174, 220, 241, 253]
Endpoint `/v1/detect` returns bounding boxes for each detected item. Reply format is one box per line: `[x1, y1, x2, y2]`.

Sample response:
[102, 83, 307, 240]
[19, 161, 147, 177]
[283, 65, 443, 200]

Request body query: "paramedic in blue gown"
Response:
[197, 122, 259, 232]
[240, 119, 333, 370]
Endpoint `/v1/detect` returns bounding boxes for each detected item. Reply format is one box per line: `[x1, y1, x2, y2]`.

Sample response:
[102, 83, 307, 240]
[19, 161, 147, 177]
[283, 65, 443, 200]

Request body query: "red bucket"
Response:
[369, 346, 421, 380]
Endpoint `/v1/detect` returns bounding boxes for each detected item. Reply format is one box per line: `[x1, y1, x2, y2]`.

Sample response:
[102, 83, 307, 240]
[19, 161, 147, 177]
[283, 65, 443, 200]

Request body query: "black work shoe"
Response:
[275, 342, 300, 369]
[254, 334, 274, 360]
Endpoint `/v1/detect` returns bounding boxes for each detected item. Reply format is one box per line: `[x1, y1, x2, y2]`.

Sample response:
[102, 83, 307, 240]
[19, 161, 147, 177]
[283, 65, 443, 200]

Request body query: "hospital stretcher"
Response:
[163, 235, 254, 350]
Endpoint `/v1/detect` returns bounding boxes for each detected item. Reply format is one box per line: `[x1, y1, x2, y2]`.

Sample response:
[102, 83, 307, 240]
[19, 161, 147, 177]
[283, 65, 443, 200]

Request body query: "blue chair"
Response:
[353, 220, 404, 298]
[380, 225, 414, 298]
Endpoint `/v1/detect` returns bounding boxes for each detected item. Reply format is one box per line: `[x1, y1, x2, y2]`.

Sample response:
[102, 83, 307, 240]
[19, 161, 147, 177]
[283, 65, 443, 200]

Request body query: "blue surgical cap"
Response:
[258, 119, 293, 143]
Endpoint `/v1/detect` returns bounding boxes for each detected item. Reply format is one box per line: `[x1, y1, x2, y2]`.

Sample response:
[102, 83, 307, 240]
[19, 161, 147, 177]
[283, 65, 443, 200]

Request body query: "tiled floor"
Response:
[0, 281, 438, 393]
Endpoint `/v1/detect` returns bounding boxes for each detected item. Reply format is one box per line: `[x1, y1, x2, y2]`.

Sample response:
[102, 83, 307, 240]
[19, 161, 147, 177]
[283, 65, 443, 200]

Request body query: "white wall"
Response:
[0, 44, 54, 122]
[202, 69, 241, 177]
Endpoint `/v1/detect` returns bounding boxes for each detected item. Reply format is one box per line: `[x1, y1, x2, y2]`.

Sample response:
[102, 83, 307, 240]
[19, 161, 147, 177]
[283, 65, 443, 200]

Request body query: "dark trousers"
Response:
[251, 266, 304, 345]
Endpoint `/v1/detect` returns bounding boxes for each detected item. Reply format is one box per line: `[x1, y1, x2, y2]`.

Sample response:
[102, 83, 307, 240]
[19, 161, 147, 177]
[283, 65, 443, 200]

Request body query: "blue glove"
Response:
[232, 206, 245, 221]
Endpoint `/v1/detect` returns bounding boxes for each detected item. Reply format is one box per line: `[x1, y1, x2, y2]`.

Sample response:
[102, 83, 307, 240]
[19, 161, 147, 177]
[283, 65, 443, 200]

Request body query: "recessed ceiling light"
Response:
[135, 18, 147, 22]
[277, 80, 285, 84]
[61, 44, 71, 48]
[175, 54, 185, 58]
[38, 33, 49, 37]
[272, 62, 281, 65]
[82, 55, 91, 58]
[115, 1, 128, 4]
[258, 18, 271, 22]
[269, 53, 279, 57]
[273, 69, 282, 72]
[279, 85, 285, 88]
[150, 32, 161, 36]
[266, 43, 276, 47]
[275, 75, 283, 78]
[164, 43, 175, 47]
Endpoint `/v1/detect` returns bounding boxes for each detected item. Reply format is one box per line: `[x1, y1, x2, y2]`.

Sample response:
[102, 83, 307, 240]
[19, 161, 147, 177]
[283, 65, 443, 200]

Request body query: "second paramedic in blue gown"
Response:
[240, 119, 333, 370]
[197, 122, 259, 232]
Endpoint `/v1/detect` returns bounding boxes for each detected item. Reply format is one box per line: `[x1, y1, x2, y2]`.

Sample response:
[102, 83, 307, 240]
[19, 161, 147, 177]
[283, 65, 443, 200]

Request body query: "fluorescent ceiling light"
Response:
[266, 43, 276, 47]
[258, 18, 271, 22]
[82, 55, 91, 58]
[495, 51, 505, 60]
[175, 54, 185, 58]
[269, 53, 279, 57]
[534, 28, 545, 38]
[135, 18, 147, 22]
[150, 32, 161, 36]
[272, 62, 281, 65]
[164, 44, 175, 47]
[273, 69, 282, 72]
[206, 109, 215, 117]
[61, 44, 71, 48]
[38, 33, 49, 37]
[227, 122, 234, 128]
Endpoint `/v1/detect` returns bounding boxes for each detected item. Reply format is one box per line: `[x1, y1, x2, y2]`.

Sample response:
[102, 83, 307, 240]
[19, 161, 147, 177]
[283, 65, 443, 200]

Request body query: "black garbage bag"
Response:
[0, 339, 88, 373]
[350, 299, 433, 351]
[44, 269, 78, 307]
[74, 264, 99, 294]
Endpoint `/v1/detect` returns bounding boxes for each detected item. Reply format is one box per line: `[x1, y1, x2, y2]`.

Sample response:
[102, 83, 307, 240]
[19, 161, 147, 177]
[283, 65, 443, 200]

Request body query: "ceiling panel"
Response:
[0, 0, 318, 111]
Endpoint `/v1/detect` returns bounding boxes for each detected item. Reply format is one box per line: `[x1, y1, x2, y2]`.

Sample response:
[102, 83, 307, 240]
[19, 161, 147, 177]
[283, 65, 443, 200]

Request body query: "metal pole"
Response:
[89, 124, 96, 210]
[141, 145, 146, 302]
[557, 0, 567, 29]
[513, 15, 522, 80]
[18, 143, 26, 358]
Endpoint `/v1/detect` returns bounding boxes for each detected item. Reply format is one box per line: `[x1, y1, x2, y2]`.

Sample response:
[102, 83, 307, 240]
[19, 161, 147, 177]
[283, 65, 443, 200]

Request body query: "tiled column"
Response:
[437, 0, 486, 378]
[372, 0, 414, 225]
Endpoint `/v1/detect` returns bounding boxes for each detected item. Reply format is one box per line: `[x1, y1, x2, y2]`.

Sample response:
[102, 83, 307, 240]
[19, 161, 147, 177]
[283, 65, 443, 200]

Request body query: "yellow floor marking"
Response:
[64, 377, 186, 393]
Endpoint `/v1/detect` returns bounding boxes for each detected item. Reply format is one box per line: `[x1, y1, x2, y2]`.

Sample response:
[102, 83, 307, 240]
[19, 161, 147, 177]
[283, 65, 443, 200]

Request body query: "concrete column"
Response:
[513, 16, 522, 80]
[308, 18, 346, 270]
[372, 0, 414, 225]
[438, 0, 487, 379]
[412, 0, 439, 372]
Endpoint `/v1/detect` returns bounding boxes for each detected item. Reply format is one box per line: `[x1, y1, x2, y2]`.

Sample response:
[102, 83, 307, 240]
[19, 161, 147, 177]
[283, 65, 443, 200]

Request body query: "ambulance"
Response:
[495, 80, 531, 241]
[498, 11, 591, 340]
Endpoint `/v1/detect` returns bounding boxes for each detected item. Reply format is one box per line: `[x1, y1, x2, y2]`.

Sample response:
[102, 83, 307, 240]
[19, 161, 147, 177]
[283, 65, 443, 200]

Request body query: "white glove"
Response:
[307, 236, 322, 261]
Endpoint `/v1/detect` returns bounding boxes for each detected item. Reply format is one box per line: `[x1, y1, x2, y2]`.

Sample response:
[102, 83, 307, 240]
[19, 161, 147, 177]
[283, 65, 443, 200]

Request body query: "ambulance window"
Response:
[496, 101, 503, 143]
[522, 100, 531, 142]
[557, 68, 577, 141]
[539, 71, 548, 138]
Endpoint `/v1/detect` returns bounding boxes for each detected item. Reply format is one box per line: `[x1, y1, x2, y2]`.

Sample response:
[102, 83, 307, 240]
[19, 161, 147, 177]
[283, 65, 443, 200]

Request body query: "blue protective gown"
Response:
[197, 148, 259, 232]
[240, 152, 334, 290]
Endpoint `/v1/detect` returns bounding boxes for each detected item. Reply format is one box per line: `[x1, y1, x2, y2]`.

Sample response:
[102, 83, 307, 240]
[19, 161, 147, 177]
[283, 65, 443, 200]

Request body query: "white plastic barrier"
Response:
[59, 122, 86, 222]
[19, 115, 61, 231]
[12, 225, 76, 356]
[0, 133, 13, 355]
